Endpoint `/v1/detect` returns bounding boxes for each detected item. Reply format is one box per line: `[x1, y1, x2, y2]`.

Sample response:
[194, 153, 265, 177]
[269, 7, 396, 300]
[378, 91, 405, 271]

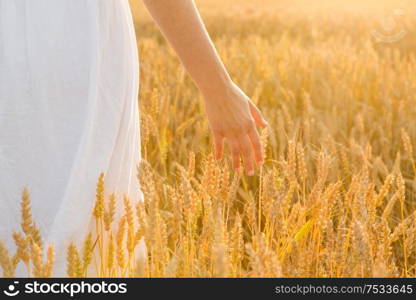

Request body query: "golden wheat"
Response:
[1, 0, 416, 278]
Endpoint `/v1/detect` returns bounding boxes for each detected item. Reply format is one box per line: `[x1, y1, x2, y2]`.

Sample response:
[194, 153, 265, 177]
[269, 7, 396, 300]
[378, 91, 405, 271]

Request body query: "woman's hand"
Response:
[203, 82, 269, 176]
[142, 0, 267, 175]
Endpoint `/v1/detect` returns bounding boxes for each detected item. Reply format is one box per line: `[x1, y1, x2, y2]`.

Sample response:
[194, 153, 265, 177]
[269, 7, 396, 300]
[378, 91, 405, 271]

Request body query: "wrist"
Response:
[198, 75, 234, 102]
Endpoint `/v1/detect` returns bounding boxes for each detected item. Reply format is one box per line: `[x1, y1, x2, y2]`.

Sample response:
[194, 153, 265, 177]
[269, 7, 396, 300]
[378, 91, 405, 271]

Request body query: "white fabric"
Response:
[0, 0, 145, 277]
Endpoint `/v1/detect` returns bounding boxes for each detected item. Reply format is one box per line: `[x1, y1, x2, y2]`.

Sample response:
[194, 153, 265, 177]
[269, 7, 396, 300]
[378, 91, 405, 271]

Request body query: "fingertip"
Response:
[235, 166, 242, 174]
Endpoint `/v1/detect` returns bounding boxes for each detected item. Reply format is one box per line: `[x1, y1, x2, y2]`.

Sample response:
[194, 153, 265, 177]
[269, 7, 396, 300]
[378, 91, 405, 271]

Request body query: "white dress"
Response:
[0, 0, 145, 277]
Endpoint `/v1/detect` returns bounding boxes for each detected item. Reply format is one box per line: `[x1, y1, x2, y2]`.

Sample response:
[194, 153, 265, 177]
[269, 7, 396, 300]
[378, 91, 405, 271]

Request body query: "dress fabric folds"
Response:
[0, 0, 145, 277]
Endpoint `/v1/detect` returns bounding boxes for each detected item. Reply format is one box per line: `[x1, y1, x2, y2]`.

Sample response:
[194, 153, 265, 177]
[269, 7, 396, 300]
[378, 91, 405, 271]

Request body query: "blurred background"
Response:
[120, 0, 416, 277]
[128, 0, 416, 172]
[131, 0, 416, 55]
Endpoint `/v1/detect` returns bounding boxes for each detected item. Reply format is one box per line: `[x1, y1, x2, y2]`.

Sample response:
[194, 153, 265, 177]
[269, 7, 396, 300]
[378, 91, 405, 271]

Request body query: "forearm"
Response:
[142, 0, 232, 98]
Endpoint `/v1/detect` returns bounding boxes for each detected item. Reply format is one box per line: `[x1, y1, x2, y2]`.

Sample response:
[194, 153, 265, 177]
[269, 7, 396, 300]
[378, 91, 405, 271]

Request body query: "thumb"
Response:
[249, 101, 268, 128]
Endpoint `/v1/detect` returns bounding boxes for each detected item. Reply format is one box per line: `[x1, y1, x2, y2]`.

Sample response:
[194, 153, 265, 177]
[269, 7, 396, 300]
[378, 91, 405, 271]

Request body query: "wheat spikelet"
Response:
[372, 246, 389, 277]
[82, 233, 94, 274]
[260, 127, 269, 160]
[150, 87, 160, 118]
[259, 169, 274, 220]
[219, 162, 230, 205]
[287, 140, 298, 185]
[212, 210, 229, 277]
[140, 113, 151, 148]
[339, 147, 351, 178]
[396, 172, 406, 268]
[116, 216, 127, 270]
[245, 193, 257, 233]
[297, 142, 308, 186]
[123, 195, 135, 229]
[246, 233, 282, 277]
[201, 195, 214, 256]
[30, 223, 43, 251]
[401, 128, 413, 158]
[93, 173, 105, 219]
[375, 174, 394, 208]
[21, 188, 34, 236]
[180, 175, 199, 223]
[0, 241, 14, 278]
[134, 227, 144, 248]
[166, 185, 181, 244]
[202, 153, 218, 197]
[382, 190, 399, 220]
[227, 172, 240, 203]
[352, 221, 373, 277]
[230, 213, 243, 276]
[19, 189, 44, 250]
[126, 226, 136, 255]
[107, 233, 115, 273]
[188, 151, 196, 177]
[136, 201, 149, 245]
[104, 192, 116, 231]
[66, 243, 76, 278]
[13, 232, 30, 265]
[43, 245, 55, 278]
[137, 160, 157, 205]
[390, 212, 416, 243]
[67, 243, 82, 278]
[30, 241, 43, 277]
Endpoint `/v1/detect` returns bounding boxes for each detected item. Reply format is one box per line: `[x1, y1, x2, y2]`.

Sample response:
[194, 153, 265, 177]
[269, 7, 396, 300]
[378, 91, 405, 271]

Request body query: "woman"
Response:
[0, 0, 267, 277]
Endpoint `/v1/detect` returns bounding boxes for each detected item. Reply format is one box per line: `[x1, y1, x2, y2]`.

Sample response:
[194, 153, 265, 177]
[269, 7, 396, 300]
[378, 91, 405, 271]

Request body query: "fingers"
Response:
[239, 134, 255, 176]
[214, 101, 267, 175]
[213, 132, 224, 160]
[227, 137, 241, 172]
[249, 101, 268, 128]
[226, 131, 258, 176]
[247, 125, 264, 166]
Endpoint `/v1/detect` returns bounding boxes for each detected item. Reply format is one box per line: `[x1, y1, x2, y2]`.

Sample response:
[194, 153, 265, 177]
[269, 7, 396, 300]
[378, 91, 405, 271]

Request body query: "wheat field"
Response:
[1, 0, 416, 278]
